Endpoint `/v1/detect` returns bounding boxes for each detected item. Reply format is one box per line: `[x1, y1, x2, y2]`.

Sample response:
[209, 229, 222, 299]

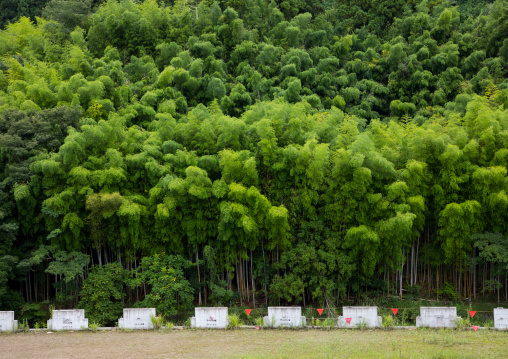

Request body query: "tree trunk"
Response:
[400, 248, 404, 297]
[262, 239, 267, 306]
[473, 260, 476, 300]
[97, 248, 102, 267]
[236, 260, 242, 305]
[196, 250, 201, 305]
[251, 250, 255, 306]
[410, 242, 414, 286]
[415, 237, 419, 285]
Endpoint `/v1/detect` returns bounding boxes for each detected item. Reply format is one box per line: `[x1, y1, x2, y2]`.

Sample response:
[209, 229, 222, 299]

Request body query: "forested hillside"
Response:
[1, 0, 508, 325]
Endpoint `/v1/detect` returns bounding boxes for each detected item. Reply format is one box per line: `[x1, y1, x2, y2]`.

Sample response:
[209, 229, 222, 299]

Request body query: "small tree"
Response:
[78, 263, 125, 326]
[129, 254, 194, 318]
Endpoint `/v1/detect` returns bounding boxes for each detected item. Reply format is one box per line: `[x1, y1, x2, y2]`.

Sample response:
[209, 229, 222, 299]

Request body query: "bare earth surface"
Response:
[1, 329, 507, 359]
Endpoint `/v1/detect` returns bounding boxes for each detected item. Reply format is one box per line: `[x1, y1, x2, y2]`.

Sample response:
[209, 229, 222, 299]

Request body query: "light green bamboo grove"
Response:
[1, 0, 508, 325]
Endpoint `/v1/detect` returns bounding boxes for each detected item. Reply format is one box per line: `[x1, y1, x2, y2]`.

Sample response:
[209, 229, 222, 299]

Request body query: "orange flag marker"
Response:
[317, 309, 324, 315]
[391, 308, 398, 315]
[245, 309, 252, 315]
[472, 325, 479, 331]
[469, 311, 476, 318]
[345, 318, 352, 325]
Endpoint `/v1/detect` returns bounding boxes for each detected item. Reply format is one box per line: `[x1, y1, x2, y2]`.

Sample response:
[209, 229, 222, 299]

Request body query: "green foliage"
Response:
[1, 0, 508, 310]
[78, 263, 125, 326]
[89, 320, 100, 332]
[227, 313, 242, 329]
[149, 314, 165, 330]
[383, 315, 394, 329]
[42, 0, 92, 31]
[20, 301, 51, 327]
[129, 254, 194, 318]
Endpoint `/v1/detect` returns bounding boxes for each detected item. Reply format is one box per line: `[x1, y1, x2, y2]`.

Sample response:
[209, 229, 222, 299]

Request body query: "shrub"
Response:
[455, 317, 470, 330]
[78, 263, 125, 326]
[227, 314, 242, 329]
[129, 254, 194, 319]
[89, 321, 101, 332]
[322, 318, 336, 330]
[383, 315, 394, 329]
[150, 314, 165, 330]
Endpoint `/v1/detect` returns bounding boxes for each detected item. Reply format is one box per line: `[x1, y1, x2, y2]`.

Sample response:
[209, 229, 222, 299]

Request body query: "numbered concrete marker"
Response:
[494, 308, 508, 330]
[118, 308, 156, 329]
[47, 309, 88, 331]
[0, 311, 18, 332]
[263, 307, 306, 328]
[191, 307, 228, 329]
[338, 307, 382, 328]
[415, 307, 460, 328]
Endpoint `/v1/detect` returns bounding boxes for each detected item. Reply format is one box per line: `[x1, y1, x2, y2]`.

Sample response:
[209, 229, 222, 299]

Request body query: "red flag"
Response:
[391, 308, 398, 315]
[469, 311, 476, 318]
[245, 309, 252, 316]
[317, 309, 324, 315]
[472, 325, 479, 331]
[345, 318, 352, 325]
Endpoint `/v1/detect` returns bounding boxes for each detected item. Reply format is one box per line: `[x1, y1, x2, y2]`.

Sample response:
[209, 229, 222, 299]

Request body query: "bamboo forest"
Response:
[1, 0, 508, 326]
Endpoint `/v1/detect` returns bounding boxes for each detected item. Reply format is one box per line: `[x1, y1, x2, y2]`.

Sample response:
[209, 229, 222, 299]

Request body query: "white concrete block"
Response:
[118, 308, 156, 329]
[338, 306, 382, 328]
[0, 311, 18, 331]
[191, 307, 228, 329]
[47, 309, 88, 331]
[263, 307, 306, 328]
[416, 307, 459, 328]
[494, 308, 508, 330]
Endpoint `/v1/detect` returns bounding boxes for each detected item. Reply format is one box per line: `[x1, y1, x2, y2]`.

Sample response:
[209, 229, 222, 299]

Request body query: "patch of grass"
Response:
[18, 319, 29, 333]
[149, 314, 165, 330]
[321, 318, 336, 330]
[229, 329, 508, 358]
[355, 318, 368, 330]
[89, 321, 101, 332]
[455, 317, 471, 330]
[382, 315, 394, 329]
[255, 317, 263, 327]
[227, 314, 242, 330]
[484, 319, 494, 329]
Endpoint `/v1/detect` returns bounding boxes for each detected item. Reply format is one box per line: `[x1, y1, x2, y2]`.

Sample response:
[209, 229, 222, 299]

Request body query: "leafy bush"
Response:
[227, 314, 242, 329]
[322, 318, 336, 330]
[455, 317, 471, 330]
[78, 263, 125, 326]
[18, 319, 29, 332]
[150, 314, 165, 330]
[383, 315, 394, 329]
[129, 254, 194, 318]
[89, 321, 101, 332]
[20, 301, 51, 327]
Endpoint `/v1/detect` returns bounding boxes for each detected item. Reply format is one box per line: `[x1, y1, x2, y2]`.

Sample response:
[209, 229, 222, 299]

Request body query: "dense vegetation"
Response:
[1, 0, 508, 325]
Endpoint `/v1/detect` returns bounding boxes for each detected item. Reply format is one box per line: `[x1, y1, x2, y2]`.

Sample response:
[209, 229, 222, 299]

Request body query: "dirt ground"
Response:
[1, 330, 279, 359]
[1, 328, 507, 359]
